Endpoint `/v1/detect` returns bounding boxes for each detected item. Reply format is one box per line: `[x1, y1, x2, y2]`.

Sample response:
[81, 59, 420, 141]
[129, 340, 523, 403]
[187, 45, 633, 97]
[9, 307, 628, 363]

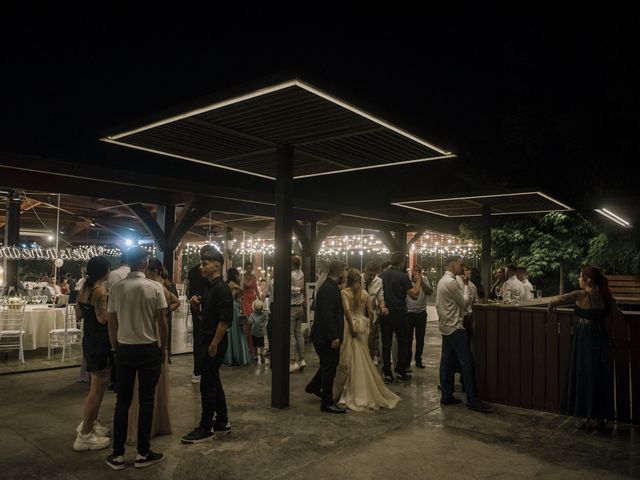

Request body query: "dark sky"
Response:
[1, 9, 638, 217]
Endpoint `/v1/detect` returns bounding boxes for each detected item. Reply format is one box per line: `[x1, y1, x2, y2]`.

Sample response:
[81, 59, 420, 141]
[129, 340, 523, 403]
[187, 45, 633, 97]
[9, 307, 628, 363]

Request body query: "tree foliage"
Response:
[459, 212, 639, 293]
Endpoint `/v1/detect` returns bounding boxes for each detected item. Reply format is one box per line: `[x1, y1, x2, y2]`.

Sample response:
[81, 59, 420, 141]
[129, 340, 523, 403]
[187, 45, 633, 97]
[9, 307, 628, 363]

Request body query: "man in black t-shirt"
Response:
[182, 250, 233, 443]
[379, 251, 421, 384]
[187, 246, 215, 383]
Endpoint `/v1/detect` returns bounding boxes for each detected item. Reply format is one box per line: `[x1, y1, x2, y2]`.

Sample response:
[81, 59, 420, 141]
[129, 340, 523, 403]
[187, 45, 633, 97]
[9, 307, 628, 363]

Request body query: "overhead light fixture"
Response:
[595, 208, 631, 228]
[124, 239, 134, 247]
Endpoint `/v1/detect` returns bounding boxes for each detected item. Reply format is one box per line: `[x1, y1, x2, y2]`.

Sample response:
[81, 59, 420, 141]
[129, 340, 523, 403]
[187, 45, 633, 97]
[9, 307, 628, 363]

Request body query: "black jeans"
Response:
[439, 329, 479, 404]
[191, 306, 203, 376]
[199, 334, 229, 430]
[308, 341, 340, 405]
[380, 310, 409, 376]
[407, 310, 427, 365]
[113, 343, 162, 456]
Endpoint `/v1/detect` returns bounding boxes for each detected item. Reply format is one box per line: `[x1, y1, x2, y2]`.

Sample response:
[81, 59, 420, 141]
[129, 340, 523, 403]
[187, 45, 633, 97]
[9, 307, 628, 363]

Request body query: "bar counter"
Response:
[472, 299, 640, 424]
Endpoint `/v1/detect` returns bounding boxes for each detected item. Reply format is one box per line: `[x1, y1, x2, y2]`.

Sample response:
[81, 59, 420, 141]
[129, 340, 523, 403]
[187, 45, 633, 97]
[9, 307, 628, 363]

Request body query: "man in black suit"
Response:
[305, 260, 347, 414]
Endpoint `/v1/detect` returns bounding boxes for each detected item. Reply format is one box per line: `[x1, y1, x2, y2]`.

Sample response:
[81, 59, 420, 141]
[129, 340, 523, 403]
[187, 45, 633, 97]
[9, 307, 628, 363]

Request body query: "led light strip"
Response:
[595, 208, 631, 227]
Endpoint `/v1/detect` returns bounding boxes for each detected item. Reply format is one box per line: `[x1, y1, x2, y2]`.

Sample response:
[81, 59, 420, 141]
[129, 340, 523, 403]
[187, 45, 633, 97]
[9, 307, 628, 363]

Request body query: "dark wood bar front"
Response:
[472, 302, 640, 424]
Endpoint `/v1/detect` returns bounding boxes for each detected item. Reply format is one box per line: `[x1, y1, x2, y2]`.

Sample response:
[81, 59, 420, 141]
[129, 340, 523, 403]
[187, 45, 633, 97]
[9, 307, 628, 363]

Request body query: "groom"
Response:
[305, 260, 346, 413]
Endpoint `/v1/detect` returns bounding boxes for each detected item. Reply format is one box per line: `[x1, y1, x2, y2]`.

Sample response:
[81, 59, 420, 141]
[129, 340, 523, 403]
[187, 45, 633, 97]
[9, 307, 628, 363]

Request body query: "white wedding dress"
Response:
[333, 289, 400, 411]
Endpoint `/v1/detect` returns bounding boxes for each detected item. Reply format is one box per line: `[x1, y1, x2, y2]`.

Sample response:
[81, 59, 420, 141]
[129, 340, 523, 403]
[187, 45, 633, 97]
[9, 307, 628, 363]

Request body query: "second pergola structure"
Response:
[102, 79, 455, 408]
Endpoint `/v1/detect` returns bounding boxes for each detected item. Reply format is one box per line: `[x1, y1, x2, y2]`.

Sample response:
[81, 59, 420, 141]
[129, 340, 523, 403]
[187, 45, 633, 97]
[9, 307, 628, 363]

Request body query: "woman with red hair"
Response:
[548, 266, 615, 431]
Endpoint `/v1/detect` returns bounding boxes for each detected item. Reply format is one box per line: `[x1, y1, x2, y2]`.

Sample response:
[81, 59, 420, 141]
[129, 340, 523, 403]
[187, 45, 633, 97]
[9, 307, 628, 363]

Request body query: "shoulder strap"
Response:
[87, 286, 101, 304]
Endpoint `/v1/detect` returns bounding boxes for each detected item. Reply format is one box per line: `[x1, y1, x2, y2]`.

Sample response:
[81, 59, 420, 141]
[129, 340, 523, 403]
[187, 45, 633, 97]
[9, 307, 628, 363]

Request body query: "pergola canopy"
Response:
[102, 80, 455, 179]
[392, 191, 573, 218]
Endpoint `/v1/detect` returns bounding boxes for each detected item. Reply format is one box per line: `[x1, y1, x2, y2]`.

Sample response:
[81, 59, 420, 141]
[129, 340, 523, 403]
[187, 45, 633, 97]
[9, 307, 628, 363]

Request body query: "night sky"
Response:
[2, 9, 638, 221]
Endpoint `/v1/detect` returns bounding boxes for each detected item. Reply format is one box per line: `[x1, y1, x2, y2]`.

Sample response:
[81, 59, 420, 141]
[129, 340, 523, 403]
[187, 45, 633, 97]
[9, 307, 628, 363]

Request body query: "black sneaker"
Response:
[396, 373, 412, 382]
[134, 450, 164, 468]
[440, 396, 462, 405]
[383, 375, 394, 384]
[181, 427, 213, 444]
[415, 362, 426, 369]
[467, 400, 493, 413]
[106, 454, 125, 471]
[212, 421, 232, 434]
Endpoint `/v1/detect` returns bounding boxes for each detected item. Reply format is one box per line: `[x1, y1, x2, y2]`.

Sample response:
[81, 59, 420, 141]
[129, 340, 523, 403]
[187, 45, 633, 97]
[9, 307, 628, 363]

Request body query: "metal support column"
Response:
[481, 205, 492, 301]
[271, 145, 294, 408]
[4, 190, 21, 290]
[156, 205, 176, 278]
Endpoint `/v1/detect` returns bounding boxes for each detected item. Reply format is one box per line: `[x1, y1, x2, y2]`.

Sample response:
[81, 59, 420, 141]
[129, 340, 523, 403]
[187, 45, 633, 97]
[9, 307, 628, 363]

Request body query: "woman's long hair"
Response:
[346, 268, 364, 310]
[84, 256, 111, 289]
[147, 257, 164, 277]
[581, 266, 614, 313]
[227, 267, 240, 284]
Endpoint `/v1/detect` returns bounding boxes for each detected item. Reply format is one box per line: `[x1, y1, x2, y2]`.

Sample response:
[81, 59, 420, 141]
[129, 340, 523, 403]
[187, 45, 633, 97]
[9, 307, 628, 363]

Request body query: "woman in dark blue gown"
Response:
[223, 268, 252, 366]
[548, 266, 615, 431]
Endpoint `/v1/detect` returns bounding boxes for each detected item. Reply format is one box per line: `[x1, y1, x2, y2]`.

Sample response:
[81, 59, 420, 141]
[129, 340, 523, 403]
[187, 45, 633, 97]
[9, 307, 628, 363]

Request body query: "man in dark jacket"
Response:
[305, 260, 347, 414]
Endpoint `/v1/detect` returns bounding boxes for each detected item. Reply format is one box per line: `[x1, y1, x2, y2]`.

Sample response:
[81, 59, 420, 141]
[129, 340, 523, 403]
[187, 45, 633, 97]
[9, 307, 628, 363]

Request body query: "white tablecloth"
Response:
[21, 305, 67, 350]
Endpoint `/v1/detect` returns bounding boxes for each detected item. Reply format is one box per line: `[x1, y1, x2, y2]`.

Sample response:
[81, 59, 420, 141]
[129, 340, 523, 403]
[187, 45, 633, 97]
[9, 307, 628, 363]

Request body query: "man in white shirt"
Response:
[106, 247, 168, 470]
[436, 255, 492, 412]
[516, 266, 534, 300]
[501, 264, 526, 303]
[105, 253, 130, 291]
[362, 261, 387, 364]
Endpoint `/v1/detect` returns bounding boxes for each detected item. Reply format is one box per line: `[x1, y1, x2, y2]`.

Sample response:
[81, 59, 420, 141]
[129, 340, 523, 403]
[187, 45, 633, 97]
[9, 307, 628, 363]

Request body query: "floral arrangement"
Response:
[7, 297, 25, 309]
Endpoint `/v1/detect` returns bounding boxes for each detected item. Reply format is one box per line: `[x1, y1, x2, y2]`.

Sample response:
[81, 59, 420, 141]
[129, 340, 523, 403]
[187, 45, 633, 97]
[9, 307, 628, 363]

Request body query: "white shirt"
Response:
[436, 271, 471, 336]
[406, 278, 430, 313]
[362, 274, 385, 321]
[107, 272, 167, 345]
[291, 269, 305, 305]
[105, 265, 131, 291]
[502, 275, 526, 302]
[456, 276, 477, 315]
[521, 278, 534, 300]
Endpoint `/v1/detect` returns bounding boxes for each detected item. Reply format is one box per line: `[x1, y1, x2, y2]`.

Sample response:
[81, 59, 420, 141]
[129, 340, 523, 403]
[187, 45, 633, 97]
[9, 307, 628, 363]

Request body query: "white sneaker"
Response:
[256, 356, 262, 365]
[299, 359, 307, 370]
[289, 362, 299, 373]
[76, 419, 110, 437]
[191, 375, 201, 384]
[73, 431, 110, 451]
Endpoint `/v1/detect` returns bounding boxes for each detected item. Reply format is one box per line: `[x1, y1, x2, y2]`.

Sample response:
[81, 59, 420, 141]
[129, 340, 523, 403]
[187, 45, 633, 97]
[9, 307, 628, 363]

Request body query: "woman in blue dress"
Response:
[223, 267, 252, 366]
[548, 266, 616, 431]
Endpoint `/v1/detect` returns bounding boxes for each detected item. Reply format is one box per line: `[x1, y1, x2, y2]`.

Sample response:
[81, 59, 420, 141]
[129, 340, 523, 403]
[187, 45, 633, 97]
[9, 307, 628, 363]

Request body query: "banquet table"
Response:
[21, 305, 67, 350]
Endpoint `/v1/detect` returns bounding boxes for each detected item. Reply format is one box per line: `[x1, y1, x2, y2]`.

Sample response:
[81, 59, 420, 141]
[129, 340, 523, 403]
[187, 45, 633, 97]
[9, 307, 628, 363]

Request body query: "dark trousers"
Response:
[308, 341, 340, 405]
[113, 343, 162, 456]
[407, 310, 427, 365]
[199, 334, 229, 430]
[439, 329, 478, 404]
[191, 306, 203, 376]
[380, 310, 409, 376]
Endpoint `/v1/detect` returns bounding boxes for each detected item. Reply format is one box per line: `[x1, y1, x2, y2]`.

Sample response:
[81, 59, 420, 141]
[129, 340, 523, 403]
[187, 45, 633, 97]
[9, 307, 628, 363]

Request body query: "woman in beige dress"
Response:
[126, 258, 178, 443]
[333, 268, 400, 411]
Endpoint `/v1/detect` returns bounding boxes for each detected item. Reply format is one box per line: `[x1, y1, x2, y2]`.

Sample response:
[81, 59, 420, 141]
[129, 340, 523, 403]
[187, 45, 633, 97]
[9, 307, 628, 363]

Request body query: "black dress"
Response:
[80, 288, 113, 373]
[561, 294, 615, 420]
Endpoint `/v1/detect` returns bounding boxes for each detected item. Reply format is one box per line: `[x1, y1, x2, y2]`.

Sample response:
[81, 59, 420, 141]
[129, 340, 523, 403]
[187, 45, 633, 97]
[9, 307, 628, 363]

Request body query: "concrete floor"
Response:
[1, 319, 639, 480]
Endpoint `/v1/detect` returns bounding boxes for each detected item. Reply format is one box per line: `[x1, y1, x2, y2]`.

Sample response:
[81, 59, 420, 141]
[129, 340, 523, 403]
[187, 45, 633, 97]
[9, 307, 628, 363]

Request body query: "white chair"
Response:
[0, 304, 26, 363]
[48, 303, 82, 363]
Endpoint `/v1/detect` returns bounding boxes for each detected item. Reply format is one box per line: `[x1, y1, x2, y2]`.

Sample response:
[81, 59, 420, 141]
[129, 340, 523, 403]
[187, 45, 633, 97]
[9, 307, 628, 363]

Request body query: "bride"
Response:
[333, 268, 400, 411]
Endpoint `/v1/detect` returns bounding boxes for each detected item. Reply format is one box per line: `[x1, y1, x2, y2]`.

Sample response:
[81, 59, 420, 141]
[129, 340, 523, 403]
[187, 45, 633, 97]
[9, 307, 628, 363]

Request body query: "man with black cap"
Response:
[182, 249, 233, 443]
[106, 247, 168, 470]
[187, 245, 216, 383]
